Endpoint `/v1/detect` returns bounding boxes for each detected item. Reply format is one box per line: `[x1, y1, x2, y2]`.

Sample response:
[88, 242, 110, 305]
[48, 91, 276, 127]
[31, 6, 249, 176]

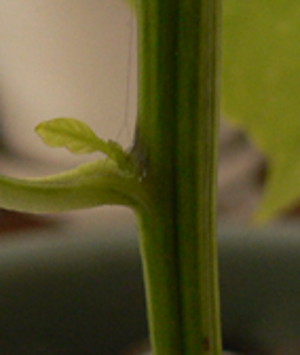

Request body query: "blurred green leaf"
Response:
[222, 1, 300, 221]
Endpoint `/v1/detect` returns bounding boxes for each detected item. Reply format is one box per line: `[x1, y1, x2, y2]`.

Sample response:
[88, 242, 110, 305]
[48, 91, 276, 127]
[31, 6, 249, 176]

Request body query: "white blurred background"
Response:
[0, 0, 137, 167]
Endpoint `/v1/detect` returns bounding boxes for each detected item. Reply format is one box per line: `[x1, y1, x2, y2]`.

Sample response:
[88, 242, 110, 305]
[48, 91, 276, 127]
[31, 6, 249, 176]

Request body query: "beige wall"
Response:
[0, 0, 137, 166]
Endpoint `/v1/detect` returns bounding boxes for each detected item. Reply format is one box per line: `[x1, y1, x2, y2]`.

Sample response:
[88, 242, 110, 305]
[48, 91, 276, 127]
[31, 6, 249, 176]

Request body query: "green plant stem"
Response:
[0, 160, 143, 213]
[134, 0, 222, 354]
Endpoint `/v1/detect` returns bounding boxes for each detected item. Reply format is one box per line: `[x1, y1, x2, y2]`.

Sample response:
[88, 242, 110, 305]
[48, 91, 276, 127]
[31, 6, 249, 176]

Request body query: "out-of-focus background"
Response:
[0, 1, 299, 354]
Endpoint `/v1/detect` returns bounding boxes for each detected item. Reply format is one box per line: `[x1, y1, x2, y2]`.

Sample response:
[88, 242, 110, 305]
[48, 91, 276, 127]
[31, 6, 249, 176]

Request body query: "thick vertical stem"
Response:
[134, 0, 222, 354]
[176, 1, 222, 353]
[135, 2, 183, 353]
[137, 206, 183, 355]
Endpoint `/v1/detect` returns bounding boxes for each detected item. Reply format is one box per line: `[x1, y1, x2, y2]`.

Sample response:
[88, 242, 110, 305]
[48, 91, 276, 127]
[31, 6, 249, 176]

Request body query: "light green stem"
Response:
[0, 160, 143, 213]
[134, 0, 222, 353]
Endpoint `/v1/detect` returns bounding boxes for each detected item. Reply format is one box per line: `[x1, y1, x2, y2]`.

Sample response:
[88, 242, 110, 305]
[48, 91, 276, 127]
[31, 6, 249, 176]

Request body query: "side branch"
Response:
[0, 160, 142, 213]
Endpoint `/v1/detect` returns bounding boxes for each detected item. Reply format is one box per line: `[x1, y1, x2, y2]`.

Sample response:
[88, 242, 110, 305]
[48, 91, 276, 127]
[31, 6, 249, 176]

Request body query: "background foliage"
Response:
[223, 1, 300, 221]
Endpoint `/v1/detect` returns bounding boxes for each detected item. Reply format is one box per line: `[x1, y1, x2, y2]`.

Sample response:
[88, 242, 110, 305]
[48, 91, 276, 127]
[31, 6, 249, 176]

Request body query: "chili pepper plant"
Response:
[0, 1, 222, 353]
